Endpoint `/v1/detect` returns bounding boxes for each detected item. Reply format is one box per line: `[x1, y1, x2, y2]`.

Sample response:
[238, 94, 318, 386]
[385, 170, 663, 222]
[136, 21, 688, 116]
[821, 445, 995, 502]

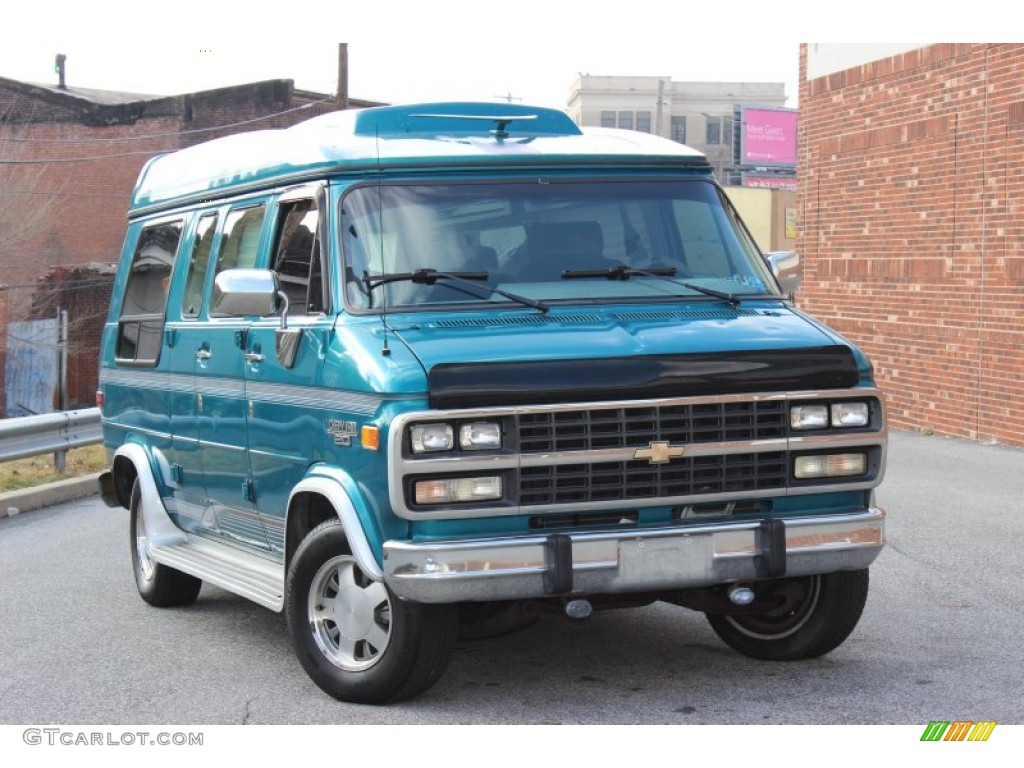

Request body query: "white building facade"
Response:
[567, 76, 787, 183]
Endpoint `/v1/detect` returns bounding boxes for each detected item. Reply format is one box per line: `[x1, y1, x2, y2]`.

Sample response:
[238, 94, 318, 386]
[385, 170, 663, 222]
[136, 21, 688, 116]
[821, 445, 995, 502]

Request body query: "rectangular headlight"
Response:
[459, 422, 502, 450]
[414, 476, 503, 505]
[791, 405, 829, 430]
[831, 402, 870, 427]
[794, 453, 867, 479]
[410, 423, 454, 453]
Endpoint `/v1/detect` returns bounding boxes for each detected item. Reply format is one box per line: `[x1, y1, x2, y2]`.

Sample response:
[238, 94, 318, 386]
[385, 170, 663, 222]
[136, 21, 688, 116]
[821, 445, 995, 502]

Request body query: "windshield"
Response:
[341, 179, 776, 311]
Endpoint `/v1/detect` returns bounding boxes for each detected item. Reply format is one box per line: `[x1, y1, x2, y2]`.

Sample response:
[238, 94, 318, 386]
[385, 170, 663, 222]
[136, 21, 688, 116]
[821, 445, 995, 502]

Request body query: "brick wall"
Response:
[0, 80, 356, 416]
[0, 91, 180, 290]
[0, 80, 349, 290]
[26, 266, 116, 410]
[798, 43, 1024, 446]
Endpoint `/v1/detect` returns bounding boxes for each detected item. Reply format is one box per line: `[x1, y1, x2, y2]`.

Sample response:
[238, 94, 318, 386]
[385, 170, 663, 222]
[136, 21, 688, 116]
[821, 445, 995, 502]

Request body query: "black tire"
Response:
[286, 519, 458, 704]
[705, 569, 869, 661]
[129, 479, 202, 607]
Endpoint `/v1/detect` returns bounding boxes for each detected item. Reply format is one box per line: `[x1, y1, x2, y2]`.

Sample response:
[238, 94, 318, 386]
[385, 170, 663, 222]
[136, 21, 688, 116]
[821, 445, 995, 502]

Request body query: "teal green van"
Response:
[98, 102, 886, 704]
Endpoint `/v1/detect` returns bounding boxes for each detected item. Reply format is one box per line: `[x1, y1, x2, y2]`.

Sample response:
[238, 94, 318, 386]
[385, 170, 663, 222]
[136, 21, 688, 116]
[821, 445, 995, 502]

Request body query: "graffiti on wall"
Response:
[5, 318, 58, 417]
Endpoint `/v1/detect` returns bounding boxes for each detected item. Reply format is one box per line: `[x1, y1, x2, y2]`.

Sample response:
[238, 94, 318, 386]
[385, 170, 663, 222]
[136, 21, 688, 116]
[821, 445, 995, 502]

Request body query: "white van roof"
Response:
[129, 102, 711, 216]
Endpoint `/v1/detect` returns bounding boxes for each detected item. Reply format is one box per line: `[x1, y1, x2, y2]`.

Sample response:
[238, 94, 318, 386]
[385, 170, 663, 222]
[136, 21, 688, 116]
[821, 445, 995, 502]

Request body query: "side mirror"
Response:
[211, 269, 280, 317]
[766, 251, 801, 299]
[211, 269, 302, 369]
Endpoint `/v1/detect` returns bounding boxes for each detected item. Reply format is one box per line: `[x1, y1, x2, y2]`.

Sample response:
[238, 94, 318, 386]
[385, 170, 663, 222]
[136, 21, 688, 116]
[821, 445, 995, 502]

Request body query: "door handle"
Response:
[195, 349, 212, 361]
[243, 351, 264, 363]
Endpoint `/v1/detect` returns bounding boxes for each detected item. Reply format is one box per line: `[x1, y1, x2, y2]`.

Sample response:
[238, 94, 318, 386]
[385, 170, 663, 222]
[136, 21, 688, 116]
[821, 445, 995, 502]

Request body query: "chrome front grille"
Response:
[519, 452, 788, 506]
[517, 400, 787, 454]
[388, 389, 887, 520]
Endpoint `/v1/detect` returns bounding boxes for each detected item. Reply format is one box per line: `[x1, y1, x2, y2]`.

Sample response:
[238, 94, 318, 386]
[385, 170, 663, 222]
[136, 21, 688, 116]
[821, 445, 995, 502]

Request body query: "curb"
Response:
[1, 473, 103, 517]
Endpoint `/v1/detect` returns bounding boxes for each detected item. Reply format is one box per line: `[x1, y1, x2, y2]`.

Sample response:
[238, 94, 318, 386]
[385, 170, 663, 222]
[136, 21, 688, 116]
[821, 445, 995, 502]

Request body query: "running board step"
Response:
[150, 537, 285, 611]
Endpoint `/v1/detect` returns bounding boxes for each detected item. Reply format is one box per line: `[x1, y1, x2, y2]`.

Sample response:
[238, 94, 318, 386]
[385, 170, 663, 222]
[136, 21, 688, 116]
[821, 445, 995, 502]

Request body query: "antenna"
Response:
[375, 125, 391, 356]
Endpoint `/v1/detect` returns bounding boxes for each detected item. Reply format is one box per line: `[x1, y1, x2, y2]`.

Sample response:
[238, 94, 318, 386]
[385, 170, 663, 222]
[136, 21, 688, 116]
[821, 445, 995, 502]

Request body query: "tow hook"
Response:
[728, 584, 756, 606]
[564, 598, 593, 620]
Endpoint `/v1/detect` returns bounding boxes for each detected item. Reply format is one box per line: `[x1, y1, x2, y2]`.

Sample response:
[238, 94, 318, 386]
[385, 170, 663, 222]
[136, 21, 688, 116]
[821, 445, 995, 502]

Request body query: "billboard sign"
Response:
[740, 107, 797, 167]
[742, 174, 797, 191]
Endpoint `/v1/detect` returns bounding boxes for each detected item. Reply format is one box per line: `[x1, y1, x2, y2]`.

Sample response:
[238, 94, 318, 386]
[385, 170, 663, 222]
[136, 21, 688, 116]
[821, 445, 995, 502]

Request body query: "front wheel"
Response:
[286, 520, 458, 704]
[705, 569, 869, 661]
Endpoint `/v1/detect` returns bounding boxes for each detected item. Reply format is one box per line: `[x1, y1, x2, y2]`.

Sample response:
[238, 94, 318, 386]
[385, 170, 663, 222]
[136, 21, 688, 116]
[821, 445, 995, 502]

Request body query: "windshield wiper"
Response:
[362, 268, 549, 313]
[677, 282, 741, 308]
[561, 265, 741, 308]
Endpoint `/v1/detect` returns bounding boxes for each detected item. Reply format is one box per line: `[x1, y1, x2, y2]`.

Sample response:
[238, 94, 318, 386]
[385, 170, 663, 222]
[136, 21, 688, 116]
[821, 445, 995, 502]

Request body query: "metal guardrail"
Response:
[0, 408, 102, 463]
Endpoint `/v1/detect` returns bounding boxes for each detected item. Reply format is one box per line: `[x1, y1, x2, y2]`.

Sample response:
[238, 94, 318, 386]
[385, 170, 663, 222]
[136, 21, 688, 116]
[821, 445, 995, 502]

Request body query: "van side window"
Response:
[215, 204, 266, 277]
[181, 213, 218, 318]
[271, 199, 324, 314]
[116, 220, 184, 364]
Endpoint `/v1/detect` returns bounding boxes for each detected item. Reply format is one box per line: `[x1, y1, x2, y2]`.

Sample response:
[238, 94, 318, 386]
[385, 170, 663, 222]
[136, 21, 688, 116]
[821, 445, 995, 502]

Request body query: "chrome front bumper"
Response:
[383, 508, 885, 603]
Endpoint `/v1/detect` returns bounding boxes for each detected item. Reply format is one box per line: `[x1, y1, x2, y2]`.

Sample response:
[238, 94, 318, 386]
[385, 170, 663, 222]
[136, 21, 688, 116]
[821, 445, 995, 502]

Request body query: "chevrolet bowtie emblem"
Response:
[633, 441, 685, 464]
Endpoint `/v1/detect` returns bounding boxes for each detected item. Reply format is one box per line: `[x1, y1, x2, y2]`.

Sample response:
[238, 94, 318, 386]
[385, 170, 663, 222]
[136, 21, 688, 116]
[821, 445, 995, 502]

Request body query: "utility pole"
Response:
[337, 43, 349, 110]
[655, 79, 665, 138]
[55, 53, 67, 89]
[54, 308, 68, 473]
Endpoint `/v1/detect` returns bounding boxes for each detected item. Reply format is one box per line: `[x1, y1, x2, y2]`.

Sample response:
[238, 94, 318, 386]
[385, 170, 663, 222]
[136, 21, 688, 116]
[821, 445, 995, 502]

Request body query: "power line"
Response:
[0, 188, 116, 198]
[5, 332, 59, 348]
[0, 148, 169, 165]
[1, 277, 115, 291]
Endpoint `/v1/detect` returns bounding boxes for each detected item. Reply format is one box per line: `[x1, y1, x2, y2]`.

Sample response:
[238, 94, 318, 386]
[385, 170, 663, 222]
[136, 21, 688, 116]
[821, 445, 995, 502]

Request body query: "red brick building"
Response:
[0, 74, 380, 412]
[797, 43, 1024, 447]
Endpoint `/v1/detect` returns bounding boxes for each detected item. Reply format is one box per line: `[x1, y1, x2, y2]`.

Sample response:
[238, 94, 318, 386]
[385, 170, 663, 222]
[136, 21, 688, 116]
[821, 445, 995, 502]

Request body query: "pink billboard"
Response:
[741, 107, 797, 167]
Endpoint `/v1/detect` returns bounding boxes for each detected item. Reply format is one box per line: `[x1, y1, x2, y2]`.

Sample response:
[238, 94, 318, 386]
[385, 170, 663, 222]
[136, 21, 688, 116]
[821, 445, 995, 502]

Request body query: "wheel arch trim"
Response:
[287, 468, 384, 582]
[112, 442, 187, 549]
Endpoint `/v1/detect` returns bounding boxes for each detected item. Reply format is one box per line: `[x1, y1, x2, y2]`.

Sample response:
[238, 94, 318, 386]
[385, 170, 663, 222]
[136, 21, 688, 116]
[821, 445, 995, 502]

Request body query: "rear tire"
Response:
[286, 519, 458, 704]
[129, 479, 202, 607]
[705, 569, 869, 661]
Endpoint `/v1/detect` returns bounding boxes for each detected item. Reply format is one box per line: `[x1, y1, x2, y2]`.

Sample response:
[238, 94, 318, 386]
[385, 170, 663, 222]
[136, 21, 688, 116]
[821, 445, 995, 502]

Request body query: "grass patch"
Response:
[0, 444, 107, 493]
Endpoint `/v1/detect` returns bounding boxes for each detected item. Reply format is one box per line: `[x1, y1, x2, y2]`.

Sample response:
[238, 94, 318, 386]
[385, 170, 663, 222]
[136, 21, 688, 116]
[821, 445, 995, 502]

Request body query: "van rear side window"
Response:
[116, 219, 183, 364]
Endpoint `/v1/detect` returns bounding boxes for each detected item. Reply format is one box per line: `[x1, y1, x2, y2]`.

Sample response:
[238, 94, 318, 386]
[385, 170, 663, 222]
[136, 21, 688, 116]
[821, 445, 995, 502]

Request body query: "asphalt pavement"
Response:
[0, 430, 1022, 725]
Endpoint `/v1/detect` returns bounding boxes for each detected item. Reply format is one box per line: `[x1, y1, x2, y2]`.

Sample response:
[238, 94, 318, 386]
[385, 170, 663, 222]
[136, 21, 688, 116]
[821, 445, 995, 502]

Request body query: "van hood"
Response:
[389, 305, 861, 409]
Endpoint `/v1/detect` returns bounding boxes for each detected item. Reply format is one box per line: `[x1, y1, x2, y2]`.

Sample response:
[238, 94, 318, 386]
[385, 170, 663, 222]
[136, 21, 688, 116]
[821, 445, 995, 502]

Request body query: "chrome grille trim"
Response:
[388, 388, 886, 520]
[517, 399, 788, 453]
[519, 451, 789, 505]
[518, 439, 790, 467]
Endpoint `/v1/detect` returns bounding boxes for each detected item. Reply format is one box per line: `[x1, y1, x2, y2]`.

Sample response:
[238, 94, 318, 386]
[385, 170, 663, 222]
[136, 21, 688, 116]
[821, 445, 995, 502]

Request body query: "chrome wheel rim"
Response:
[308, 555, 391, 671]
[135, 508, 155, 580]
[723, 575, 822, 640]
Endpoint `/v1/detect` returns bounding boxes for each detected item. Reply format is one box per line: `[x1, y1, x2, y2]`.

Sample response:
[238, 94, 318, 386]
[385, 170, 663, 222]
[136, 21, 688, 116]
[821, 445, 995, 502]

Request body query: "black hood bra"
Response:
[428, 345, 859, 409]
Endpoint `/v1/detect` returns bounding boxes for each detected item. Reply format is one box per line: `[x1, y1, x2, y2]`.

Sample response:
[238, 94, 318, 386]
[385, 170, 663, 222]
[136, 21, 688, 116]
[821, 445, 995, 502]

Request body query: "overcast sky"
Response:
[0, 4, 1002, 113]
[0, 1, 821, 111]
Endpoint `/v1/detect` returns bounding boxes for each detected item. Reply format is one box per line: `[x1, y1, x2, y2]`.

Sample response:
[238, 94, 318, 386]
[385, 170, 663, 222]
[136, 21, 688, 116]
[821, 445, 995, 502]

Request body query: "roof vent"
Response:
[351, 102, 582, 139]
